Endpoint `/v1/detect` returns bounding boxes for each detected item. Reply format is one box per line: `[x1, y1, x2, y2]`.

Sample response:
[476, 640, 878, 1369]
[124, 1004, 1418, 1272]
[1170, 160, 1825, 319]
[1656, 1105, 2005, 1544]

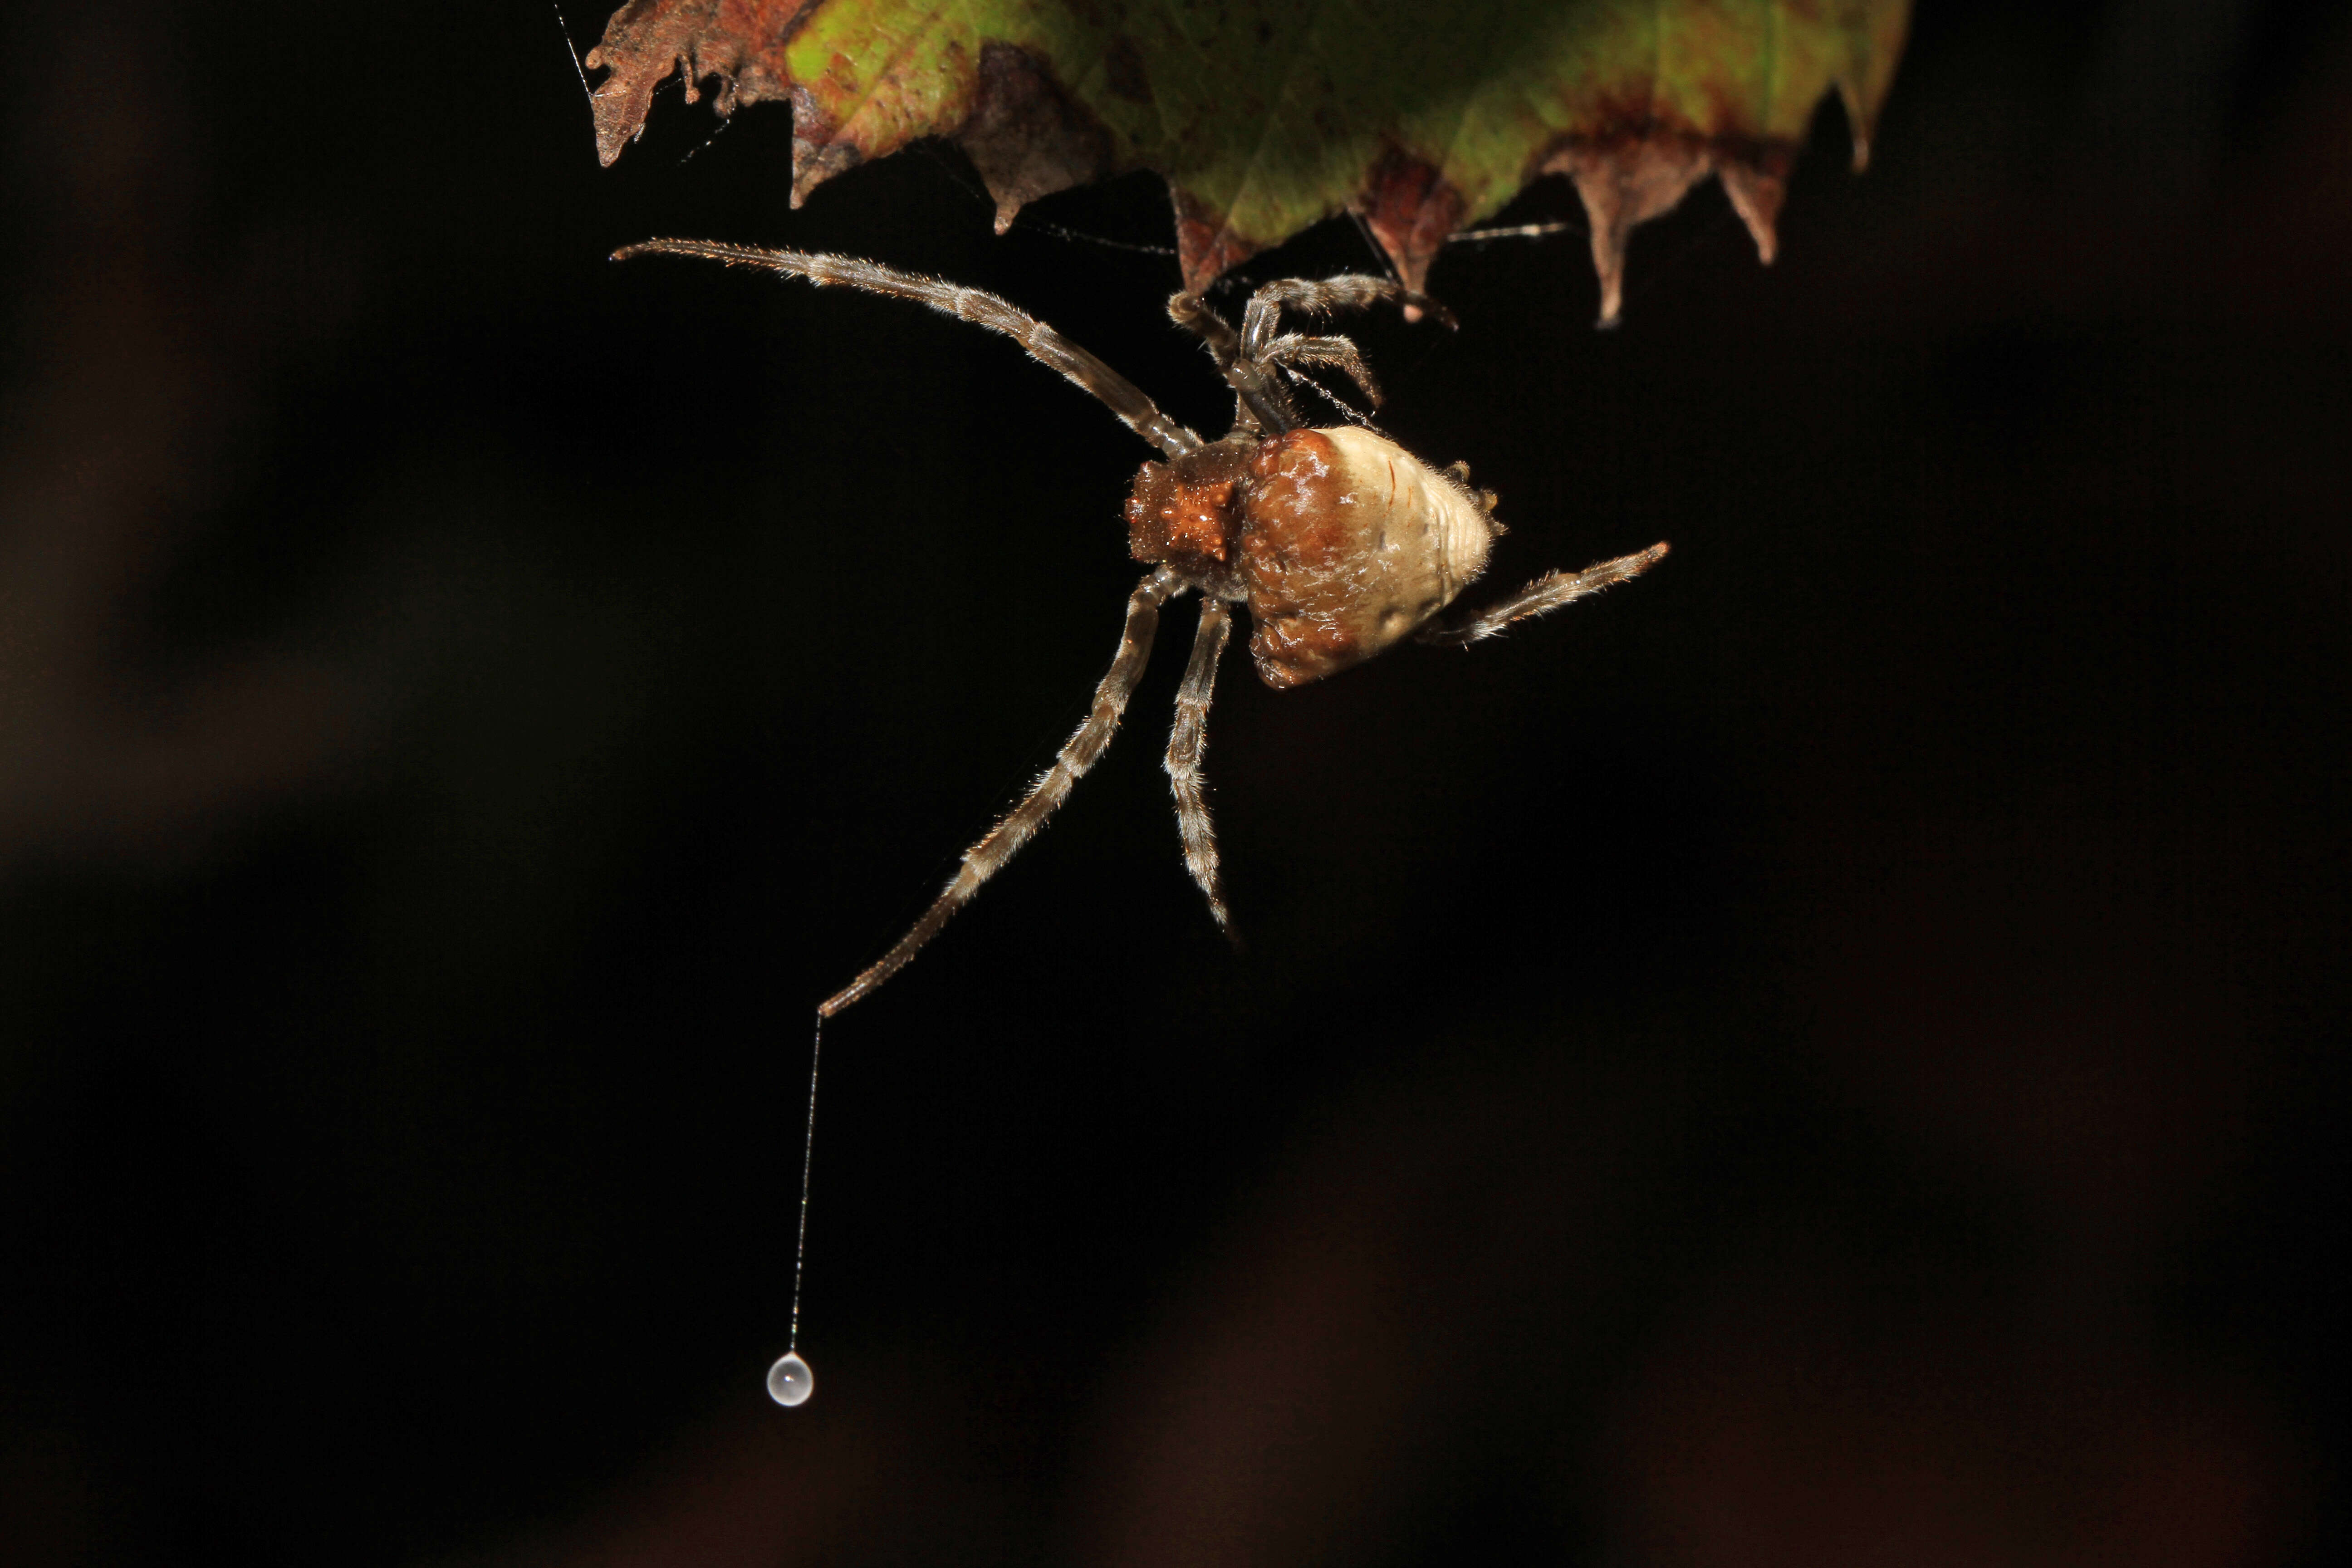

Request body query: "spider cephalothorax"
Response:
[615, 241, 1668, 1015]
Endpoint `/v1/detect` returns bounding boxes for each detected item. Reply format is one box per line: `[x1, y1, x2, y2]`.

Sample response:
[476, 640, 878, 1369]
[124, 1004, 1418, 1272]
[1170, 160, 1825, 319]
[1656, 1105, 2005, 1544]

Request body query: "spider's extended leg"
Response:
[617, 240, 1204, 458]
[1164, 596, 1235, 933]
[1241, 275, 1455, 359]
[1420, 542, 1671, 647]
[819, 567, 1185, 1017]
[1168, 292, 1240, 371]
[1169, 290, 1294, 434]
[1259, 333, 1382, 407]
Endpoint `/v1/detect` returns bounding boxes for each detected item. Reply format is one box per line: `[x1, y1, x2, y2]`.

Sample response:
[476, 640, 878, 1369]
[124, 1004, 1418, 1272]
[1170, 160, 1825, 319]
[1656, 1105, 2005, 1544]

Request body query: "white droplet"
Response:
[767, 1352, 814, 1407]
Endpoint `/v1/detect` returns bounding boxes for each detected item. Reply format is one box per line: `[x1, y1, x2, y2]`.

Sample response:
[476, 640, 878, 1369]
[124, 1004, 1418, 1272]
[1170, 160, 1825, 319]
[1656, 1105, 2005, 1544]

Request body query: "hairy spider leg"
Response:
[614, 240, 1205, 459]
[818, 566, 1186, 1017]
[1167, 290, 1296, 434]
[1176, 274, 1453, 433]
[1421, 542, 1672, 647]
[1164, 596, 1235, 931]
[1240, 274, 1455, 360]
[1167, 291, 1242, 369]
[1257, 333, 1384, 407]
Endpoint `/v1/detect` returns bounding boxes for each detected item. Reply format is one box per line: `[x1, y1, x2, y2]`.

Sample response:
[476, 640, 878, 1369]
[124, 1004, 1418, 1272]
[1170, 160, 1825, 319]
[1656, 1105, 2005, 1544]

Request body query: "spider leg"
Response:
[819, 566, 1185, 1017]
[1164, 596, 1235, 933]
[1169, 289, 1297, 434]
[1420, 543, 1671, 647]
[616, 240, 1204, 459]
[1259, 333, 1382, 407]
[1241, 275, 1455, 359]
[1167, 291, 1240, 371]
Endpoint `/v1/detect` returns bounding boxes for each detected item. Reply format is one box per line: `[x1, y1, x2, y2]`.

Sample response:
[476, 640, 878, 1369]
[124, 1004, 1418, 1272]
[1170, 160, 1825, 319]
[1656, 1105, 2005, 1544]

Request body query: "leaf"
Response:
[586, 0, 1912, 322]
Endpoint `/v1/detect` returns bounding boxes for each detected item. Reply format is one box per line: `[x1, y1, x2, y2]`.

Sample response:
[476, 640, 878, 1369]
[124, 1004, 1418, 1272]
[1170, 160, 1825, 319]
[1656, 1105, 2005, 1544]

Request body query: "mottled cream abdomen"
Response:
[1238, 426, 1498, 687]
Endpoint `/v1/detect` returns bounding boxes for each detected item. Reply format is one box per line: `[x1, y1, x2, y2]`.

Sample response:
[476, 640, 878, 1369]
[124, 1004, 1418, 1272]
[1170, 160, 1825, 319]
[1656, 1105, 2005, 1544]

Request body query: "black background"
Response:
[3, 2, 2347, 1565]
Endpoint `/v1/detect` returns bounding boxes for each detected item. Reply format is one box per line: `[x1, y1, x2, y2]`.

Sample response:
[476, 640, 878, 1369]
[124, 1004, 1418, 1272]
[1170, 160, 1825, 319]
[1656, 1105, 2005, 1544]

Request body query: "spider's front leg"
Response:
[617, 239, 1205, 459]
[1164, 596, 1235, 933]
[1169, 291, 1294, 434]
[819, 566, 1185, 1017]
[1420, 542, 1671, 647]
[1168, 292, 1241, 372]
[1258, 333, 1383, 408]
[1240, 275, 1455, 359]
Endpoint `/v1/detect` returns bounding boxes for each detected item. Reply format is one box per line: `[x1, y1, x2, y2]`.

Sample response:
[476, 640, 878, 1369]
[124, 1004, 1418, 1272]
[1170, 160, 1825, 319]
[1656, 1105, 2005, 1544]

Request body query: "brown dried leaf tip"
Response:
[586, 0, 730, 168]
[1544, 140, 1795, 326]
[1352, 149, 1470, 308]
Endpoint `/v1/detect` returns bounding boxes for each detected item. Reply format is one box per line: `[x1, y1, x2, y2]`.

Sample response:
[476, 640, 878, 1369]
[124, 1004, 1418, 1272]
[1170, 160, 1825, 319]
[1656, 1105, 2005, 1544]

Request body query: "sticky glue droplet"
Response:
[767, 1352, 814, 1407]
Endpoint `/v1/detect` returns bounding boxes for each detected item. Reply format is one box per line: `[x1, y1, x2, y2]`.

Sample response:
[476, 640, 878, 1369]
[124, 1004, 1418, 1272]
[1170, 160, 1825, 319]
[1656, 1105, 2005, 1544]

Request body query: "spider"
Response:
[615, 240, 1669, 1017]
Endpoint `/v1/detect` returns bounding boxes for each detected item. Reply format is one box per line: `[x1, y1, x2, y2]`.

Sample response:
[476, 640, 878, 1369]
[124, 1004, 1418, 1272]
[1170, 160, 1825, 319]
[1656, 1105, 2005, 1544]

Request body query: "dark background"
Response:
[3, 2, 2347, 1564]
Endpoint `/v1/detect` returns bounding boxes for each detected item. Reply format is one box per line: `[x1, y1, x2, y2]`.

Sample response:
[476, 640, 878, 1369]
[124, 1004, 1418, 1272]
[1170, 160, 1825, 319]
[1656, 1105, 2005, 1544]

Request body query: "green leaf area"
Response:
[588, 0, 1911, 319]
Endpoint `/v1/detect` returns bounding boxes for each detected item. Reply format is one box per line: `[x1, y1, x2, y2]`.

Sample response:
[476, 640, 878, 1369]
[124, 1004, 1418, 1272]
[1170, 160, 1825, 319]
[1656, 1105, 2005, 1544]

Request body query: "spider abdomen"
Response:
[1236, 427, 1499, 689]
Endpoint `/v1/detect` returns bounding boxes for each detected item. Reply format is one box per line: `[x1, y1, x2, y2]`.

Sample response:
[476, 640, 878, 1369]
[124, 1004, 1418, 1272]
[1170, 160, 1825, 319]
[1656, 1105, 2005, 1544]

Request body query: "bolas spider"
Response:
[616, 241, 1669, 1018]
